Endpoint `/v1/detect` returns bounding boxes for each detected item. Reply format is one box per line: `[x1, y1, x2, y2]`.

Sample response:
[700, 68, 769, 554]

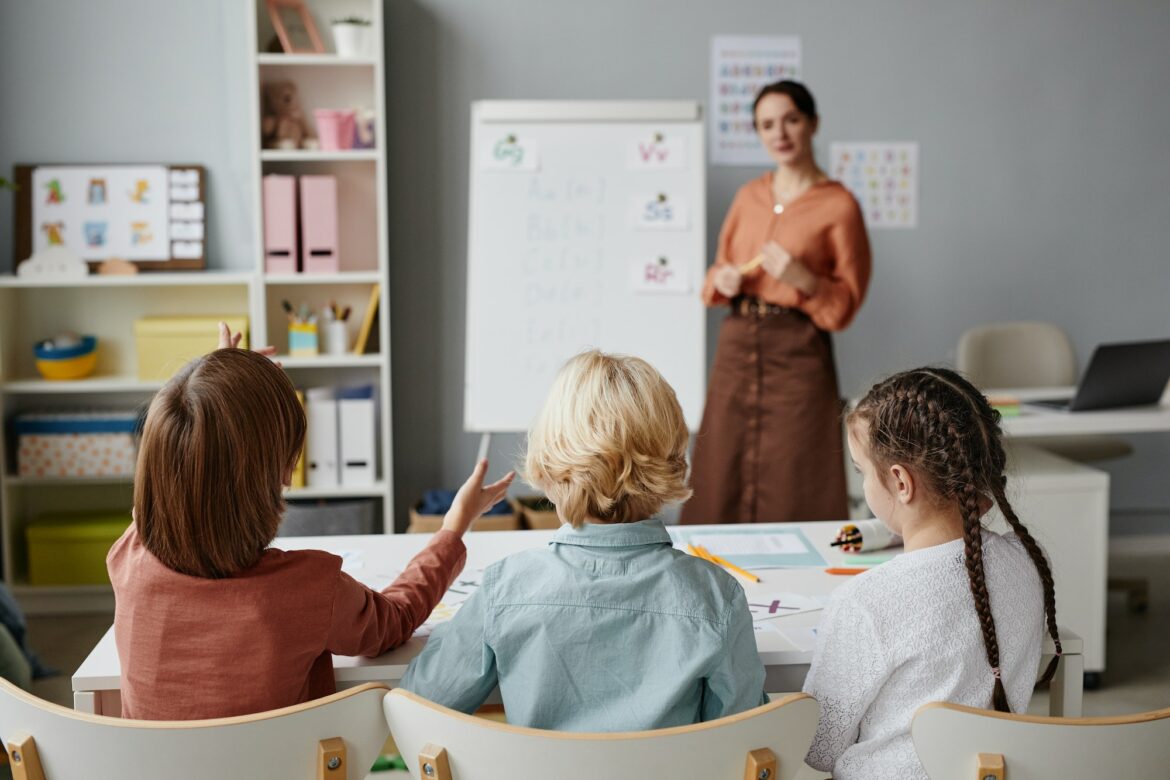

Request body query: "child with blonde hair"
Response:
[108, 324, 513, 720]
[803, 367, 1060, 778]
[402, 350, 766, 731]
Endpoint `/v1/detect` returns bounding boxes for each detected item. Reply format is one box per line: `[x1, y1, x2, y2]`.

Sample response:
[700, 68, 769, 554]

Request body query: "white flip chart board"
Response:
[465, 101, 706, 432]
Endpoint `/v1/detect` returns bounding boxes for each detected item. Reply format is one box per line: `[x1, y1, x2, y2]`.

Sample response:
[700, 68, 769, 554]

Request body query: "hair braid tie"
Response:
[991, 667, 1002, 680]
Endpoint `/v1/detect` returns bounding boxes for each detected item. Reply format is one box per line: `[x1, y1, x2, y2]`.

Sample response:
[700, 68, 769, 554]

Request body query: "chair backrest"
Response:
[384, 689, 820, 780]
[0, 679, 389, 780]
[956, 322, 1077, 388]
[912, 701, 1170, 779]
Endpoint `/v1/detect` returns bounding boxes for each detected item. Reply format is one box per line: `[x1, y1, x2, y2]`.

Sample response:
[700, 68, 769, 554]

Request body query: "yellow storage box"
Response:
[134, 316, 248, 381]
[26, 512, 132, 586]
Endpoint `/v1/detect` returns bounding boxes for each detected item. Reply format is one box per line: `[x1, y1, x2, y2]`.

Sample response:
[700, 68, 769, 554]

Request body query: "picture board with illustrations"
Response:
[13, 163, 208, 271]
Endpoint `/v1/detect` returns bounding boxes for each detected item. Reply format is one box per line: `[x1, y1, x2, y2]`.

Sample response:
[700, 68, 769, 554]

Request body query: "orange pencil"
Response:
[695, 545, 762, 584]
[824, 567, 869, 576]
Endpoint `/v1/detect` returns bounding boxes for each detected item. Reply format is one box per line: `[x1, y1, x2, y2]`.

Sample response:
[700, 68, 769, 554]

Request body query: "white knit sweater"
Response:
[803, 529, 1046, 780]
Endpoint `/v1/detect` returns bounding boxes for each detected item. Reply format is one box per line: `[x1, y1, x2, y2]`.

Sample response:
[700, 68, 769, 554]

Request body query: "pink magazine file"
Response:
[262, 174, 298, 274]
[299, 175, 339, 274]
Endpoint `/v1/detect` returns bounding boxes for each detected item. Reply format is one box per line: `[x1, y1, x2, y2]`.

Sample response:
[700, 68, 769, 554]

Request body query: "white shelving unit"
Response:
[248, 0, 394, 537]
[0, 0, 393, 614]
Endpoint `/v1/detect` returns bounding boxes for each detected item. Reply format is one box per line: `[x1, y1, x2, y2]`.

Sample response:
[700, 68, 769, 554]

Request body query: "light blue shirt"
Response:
[401, 519, 767, 731]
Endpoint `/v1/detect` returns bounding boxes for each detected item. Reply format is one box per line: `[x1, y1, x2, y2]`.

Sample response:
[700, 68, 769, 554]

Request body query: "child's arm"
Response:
[326, 460, 513, 657]
[399, 570, 498, 713]
[326, 532, 466, 658]
[701, 585, 769, 720]
[801, 594, 887, 772]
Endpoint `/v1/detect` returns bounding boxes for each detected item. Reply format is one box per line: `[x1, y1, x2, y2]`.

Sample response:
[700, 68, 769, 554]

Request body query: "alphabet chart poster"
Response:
[710, 35, 802, 166]
[830, 142, 919, 229]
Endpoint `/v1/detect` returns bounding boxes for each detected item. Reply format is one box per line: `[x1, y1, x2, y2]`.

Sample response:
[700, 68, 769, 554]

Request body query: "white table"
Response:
[994, 387, 1170, 679]
[996, 386, 1170, 438]
[73, 521, 1081, 718]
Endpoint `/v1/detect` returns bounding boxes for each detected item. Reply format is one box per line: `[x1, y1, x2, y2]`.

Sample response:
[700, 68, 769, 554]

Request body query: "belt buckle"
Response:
[755, 299, 767, 317]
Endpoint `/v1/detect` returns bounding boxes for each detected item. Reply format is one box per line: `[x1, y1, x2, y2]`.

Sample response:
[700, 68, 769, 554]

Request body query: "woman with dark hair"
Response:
[681, 81, 872, 524]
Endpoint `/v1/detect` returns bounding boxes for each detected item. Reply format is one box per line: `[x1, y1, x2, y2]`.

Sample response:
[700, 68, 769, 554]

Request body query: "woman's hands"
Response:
[759, 241, 819, 296]
[442, 459, 516, 536]
[713, 265, 743, 298]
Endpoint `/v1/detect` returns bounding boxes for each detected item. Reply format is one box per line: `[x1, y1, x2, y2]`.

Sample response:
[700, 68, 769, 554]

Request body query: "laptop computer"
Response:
[1025, 339, 1170, 412]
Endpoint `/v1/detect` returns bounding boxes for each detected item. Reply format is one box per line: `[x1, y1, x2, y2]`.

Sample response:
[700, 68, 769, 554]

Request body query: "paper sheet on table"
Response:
[779, 625, 820, 653]
[691, 533, 808, 556]
[671, 526, 827, 568]
[747, 592, 824, 621]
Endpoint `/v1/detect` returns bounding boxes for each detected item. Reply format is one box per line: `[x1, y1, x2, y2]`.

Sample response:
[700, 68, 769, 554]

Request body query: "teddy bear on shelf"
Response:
[261, 81, 318, 150]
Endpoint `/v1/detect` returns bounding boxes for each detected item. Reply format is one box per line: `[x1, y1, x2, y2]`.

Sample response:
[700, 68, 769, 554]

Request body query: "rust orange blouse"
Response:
[701, 174, 872, 332]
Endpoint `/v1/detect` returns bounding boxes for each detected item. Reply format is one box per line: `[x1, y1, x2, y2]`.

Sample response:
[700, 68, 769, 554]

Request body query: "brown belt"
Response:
[730, 296, 802, 319]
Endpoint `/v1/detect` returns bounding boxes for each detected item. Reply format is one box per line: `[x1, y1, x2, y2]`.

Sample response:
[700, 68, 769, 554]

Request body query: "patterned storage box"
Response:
[16, 411, 139, 478]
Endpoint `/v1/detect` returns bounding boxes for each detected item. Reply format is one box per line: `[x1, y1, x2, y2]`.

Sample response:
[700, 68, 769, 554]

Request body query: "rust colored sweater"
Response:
[701, 174, 872, 332]
[107, 525, 465, 720]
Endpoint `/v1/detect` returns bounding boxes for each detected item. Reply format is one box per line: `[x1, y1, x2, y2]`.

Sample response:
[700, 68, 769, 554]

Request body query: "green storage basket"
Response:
[26, 512, 132, 586]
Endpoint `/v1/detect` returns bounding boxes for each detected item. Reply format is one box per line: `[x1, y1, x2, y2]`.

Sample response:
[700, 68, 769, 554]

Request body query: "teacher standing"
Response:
[681, 81, 871, 525]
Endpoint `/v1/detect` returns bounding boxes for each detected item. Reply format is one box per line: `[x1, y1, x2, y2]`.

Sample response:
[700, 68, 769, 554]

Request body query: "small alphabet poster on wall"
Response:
[830, 142, 919, 229]
[710, 35, 802, 166]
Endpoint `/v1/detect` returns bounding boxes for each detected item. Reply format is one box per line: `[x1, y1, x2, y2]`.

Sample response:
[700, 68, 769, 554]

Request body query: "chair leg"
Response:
[419, 744, 452, 780]
[744, 748, 777, 780]
[6, 735, 45, 780]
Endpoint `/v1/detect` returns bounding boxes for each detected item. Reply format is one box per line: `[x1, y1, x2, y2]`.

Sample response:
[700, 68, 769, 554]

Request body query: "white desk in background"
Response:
[995, 386, 1170, 438]
[72, 522, 1081, 718]
[991, 386, 1170, 683]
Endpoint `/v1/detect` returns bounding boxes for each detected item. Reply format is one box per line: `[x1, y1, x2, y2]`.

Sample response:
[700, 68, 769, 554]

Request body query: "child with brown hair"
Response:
[803, 367, 1061, 779]
[402, 350, 767, 731]
[108, 324, 513, 720]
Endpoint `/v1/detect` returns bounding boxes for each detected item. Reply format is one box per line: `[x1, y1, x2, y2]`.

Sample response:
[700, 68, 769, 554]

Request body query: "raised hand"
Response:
[441, 459, 516, 536]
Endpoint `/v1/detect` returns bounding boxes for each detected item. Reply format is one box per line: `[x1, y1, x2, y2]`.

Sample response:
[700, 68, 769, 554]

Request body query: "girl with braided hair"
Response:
[802, 367, 1061, 779]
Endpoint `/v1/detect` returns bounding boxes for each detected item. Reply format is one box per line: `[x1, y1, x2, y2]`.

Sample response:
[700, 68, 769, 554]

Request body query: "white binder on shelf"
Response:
[306, 387, 339, 488]
[338, 384, 377, 486]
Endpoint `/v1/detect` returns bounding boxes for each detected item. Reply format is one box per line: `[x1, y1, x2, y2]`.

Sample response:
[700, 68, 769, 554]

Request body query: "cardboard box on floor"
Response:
[407, 498, 521, 533]
[517, 495, 560, 530]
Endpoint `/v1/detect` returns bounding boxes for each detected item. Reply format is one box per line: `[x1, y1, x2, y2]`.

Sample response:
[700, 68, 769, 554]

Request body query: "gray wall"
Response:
[3, 1, 1169, 529]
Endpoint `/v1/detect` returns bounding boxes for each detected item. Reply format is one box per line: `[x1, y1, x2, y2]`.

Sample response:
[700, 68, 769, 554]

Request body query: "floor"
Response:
[19, 542, 1170, 775]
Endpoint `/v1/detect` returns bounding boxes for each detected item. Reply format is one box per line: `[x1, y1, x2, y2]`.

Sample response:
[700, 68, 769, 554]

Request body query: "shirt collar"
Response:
[550, 518, 673, 549]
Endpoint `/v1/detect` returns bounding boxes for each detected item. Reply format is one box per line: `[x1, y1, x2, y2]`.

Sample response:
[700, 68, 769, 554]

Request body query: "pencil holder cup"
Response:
[288, 322, 319, 357]
[322, 321, 348, 355]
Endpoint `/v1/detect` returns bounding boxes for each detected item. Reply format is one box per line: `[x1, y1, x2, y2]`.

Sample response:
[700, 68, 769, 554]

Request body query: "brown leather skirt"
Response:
[680, 306, 848, 524]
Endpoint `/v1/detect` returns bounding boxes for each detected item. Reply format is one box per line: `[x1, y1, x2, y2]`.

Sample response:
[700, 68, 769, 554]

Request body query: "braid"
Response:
[929, 394, 1012, 713]
[992, 478, 1063, 683]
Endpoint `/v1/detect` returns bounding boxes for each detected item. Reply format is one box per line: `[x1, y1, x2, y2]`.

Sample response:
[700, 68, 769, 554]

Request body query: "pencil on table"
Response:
[824, 567, 868, 576]
[695, 545, 762, 583]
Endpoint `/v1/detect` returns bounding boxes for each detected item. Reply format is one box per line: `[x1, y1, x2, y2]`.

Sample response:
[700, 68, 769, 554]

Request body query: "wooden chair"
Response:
[0, 679, 389, 780]
[384, 689, 820, 780]
[912, 701, 1170, 779]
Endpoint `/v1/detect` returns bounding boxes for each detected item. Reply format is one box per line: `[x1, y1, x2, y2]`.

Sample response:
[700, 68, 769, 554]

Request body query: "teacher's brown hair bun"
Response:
[752, 80, 818, 127]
